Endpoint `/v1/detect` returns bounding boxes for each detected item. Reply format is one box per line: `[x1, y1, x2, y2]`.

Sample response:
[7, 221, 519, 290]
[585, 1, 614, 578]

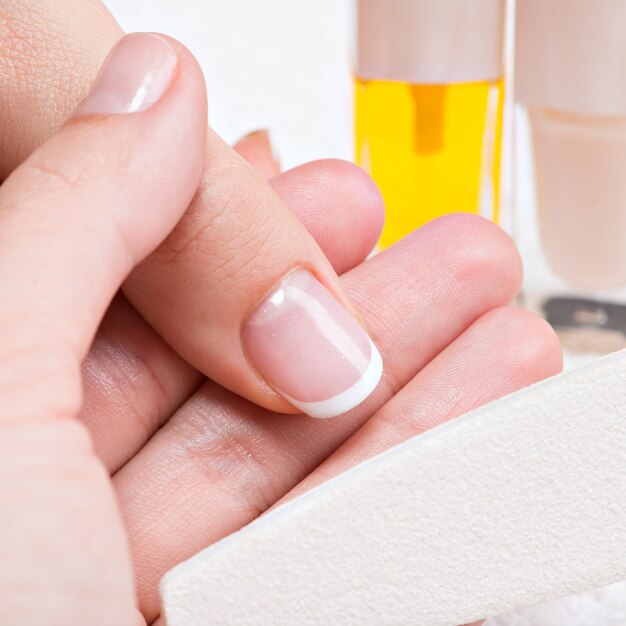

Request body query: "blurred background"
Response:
[104, 1, 626, 624]
[107, 0, 353, 168]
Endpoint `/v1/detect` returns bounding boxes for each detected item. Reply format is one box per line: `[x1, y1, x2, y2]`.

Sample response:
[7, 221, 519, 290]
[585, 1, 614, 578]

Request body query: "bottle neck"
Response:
[355, 0, 504, 84]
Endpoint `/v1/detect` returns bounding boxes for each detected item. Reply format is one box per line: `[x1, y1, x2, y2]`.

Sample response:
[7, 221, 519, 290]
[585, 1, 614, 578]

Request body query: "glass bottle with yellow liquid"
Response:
[354, 0, 506, 248]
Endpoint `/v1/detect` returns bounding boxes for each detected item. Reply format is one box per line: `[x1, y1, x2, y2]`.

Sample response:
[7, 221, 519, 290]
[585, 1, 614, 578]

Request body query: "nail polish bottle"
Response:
[354, 0, 506, 248]
[514, 0, 626, 354]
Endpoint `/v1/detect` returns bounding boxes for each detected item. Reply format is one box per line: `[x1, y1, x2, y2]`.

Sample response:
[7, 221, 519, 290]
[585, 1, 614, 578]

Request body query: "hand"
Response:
[0, 3, 563, 625]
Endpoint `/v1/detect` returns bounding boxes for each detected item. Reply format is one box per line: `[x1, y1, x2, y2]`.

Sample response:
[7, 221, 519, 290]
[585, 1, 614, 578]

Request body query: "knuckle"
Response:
[155, 161, 277, 284]
[11, 132, 134, 206]
[81, 335, 171, 453]
[19, 156, 86, 194]
[177, 390, 284, 519]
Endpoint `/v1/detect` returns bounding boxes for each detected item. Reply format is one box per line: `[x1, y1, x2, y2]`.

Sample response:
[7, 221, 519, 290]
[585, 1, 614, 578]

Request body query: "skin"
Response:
[0, 2, 563, 625]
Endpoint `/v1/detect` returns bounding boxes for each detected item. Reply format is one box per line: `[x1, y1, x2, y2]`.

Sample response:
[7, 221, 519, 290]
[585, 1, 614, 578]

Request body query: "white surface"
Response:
[105, 0, 353, 170]
[161, 350, 626, 625]
[104, 2, 626, 622]
[488, 581, 626, 626]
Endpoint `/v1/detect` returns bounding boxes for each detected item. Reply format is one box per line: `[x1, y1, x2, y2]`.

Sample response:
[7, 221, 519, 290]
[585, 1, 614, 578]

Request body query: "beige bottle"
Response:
[515, 0, 626, 353]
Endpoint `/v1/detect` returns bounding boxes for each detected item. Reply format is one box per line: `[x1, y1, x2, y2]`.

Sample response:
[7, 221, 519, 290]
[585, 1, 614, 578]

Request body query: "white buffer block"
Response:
[161, 351, 626, 625]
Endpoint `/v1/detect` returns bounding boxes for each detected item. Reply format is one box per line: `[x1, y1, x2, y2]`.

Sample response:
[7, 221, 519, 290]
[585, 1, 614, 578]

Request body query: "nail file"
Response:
[161, 350, 626, 626]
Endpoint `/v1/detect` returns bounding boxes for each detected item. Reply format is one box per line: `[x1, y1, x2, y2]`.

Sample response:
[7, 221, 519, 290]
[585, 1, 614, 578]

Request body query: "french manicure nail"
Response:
[76, 33, 177, 115]
[242, 269, 383, 418]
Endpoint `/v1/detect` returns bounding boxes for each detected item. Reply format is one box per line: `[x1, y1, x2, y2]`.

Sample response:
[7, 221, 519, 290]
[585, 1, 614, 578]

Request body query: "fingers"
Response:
[285, 310, 560, 626]
[287, 306, 563, 496]
[112, 215, 524, 620]
[272, 160, 384, 275]
[81, 295, 203, 472]
[82, 160, 384, 473]
[3, 1, 384, 420]
[124, 123, 384, 419]
[0, 0, 386, 455]
[233, 129, 281, 179]
[0, 33, 207, 626]
[149, 307, 559, 626]
[4, 3, 387, 420]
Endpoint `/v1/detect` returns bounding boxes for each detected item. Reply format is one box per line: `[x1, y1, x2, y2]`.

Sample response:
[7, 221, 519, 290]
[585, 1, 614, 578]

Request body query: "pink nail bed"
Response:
[242, 269, 383, 419]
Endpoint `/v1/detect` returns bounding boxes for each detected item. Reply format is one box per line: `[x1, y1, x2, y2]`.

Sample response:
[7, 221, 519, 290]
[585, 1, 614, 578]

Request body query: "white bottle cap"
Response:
[516, 0, 626, 116]
[355, 0, 505, 84]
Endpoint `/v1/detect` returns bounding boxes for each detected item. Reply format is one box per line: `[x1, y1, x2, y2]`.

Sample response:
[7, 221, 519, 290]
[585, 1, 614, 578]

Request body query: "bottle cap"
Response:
[355, 0, 505, 84]
[515, 0, 626, 116]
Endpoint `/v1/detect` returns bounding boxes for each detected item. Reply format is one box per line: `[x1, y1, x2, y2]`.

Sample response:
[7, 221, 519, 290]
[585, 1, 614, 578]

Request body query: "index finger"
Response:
[124, 128, 384, 419]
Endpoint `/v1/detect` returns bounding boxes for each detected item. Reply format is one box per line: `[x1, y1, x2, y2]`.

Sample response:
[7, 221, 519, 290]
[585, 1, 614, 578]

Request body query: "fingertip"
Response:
[480, 305, 564, 384]
[272, 159, 385, 274]
[512, 307, 564, 378]
[150, 33, 208, 123]
[321, 159, 386, 241]
[417, 213, 524, 303]
[312, 159, 385, 220]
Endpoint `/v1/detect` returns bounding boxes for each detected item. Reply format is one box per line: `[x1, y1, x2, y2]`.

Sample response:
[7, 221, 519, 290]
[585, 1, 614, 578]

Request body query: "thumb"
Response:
[0, 33, 206, 625]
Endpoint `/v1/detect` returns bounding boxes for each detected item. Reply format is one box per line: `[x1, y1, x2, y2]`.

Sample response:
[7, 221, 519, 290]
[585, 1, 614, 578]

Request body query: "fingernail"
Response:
[242, 269, 383, 418]
[241, 129, 271, 144]
[76, 33, 177, 115]
[239, 129, 281, 169]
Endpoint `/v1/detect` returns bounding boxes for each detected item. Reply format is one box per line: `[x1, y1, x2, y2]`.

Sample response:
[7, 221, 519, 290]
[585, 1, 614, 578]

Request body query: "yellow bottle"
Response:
[354, 0, 506, 248]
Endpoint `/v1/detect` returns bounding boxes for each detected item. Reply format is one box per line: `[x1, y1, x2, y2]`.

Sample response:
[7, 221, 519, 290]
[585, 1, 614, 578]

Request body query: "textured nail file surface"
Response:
[161, 351, 626, 626]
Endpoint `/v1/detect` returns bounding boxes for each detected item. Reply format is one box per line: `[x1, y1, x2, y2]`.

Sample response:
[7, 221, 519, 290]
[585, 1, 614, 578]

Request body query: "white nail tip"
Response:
[282, 339, 383, 419]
